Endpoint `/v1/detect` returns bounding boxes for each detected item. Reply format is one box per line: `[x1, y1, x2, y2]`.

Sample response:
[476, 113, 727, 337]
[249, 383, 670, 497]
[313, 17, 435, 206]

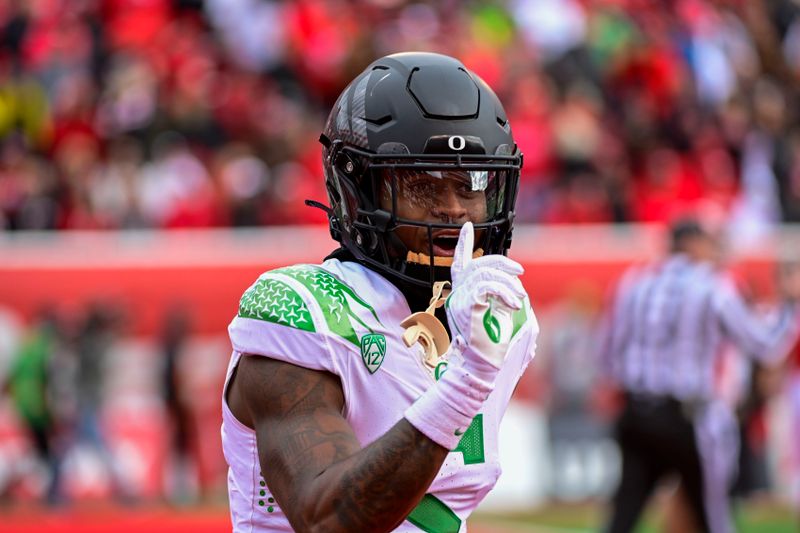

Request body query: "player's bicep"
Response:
[236, 355, 361, 511]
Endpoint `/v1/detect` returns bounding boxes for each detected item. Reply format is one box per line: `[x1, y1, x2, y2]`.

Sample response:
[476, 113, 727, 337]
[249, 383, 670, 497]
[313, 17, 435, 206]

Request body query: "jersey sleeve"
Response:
[713, 275, 800, 363]
[228, 264, 385, 376]
[228, 269, 335, 373]
[502, 297, 540, 384]
[513, 296, 539, 357]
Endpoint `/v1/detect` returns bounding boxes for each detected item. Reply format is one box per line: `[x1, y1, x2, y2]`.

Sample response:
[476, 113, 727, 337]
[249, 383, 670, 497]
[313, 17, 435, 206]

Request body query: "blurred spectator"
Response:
[788, 329, 800, 508]
[137, 131, 224, 228]
[0, 306, 23, 378]
[0, 1, 799, 230]
[728, 78, 789, 246]
[0, 306, 24, 500]
[537, 281, 615, 500]
[730, 361, 781, 499]
[87, 135, 148, 228]
[3, 310, 65, 504]
[768, 262, 800, 508]
[160, 305, 196, 505]
[72, 301, 128, 501]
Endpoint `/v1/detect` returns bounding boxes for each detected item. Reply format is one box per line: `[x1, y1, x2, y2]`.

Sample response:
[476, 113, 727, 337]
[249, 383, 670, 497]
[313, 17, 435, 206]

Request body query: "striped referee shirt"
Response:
[599, 254, 800, 402]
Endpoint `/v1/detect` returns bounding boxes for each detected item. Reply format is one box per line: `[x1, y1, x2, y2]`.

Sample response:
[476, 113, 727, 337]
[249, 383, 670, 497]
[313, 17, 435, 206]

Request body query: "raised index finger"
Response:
[451, 221, 474, 283]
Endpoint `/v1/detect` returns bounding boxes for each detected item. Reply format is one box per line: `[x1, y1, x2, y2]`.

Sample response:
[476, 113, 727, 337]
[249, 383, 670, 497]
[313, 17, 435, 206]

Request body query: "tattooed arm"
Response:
[227, 354, 449, 533]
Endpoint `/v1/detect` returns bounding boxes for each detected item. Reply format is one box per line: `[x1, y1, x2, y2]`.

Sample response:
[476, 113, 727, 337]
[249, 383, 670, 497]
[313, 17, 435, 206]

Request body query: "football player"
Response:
[221, 52, 538, 532]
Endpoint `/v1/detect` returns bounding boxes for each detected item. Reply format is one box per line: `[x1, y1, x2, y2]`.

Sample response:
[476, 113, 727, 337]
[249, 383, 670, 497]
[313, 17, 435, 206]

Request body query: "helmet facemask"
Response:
[323, 140, 520, 288]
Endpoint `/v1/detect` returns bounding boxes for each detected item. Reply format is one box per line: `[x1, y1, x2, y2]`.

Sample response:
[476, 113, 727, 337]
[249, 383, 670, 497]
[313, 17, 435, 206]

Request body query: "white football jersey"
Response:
[222, 258, 538, 532]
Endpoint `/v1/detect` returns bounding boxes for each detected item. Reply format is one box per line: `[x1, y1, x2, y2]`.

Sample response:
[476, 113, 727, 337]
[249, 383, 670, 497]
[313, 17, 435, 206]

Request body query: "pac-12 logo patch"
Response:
[360, 333, 387, 374]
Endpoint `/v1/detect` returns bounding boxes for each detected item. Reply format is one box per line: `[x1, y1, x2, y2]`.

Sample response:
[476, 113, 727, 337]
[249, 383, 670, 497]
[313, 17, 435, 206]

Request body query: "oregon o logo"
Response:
[448, 135, 466, 151]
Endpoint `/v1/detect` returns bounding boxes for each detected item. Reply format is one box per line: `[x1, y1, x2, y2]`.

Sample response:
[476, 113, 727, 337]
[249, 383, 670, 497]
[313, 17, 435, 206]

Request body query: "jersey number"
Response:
[453, 414, 485, 465]
[406, 415, 485, 532]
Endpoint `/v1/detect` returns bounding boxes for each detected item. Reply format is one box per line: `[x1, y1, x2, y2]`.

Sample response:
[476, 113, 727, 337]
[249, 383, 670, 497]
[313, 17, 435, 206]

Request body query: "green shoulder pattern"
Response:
[238, 277, 315, 332]
[274, 265, 382, 347]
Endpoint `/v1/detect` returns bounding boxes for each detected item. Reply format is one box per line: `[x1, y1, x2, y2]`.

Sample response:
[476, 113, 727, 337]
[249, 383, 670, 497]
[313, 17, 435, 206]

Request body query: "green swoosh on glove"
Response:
[483, 302, 501, 343]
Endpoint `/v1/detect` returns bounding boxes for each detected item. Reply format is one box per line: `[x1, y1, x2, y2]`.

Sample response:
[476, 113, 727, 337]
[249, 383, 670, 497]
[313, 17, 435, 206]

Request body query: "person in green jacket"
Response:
[6, 312, 63, 504]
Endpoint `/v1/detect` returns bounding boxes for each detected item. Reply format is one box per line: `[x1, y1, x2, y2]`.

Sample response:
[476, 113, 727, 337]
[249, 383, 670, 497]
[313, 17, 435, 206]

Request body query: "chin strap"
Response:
[305, 199, 342, 242]
[304, 199, 335, 216]
[400, 281, 452, 370]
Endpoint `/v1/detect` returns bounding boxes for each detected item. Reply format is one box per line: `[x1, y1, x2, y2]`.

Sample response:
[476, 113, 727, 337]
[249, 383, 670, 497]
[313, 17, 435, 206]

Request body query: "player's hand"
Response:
[450, 222, 525, 290]
[445, 222, 526, 370]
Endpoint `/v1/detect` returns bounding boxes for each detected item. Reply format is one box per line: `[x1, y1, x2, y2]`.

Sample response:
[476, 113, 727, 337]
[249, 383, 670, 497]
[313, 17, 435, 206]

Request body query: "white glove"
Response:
[404, 223, 526, 449]
[445, 222, 526, 370]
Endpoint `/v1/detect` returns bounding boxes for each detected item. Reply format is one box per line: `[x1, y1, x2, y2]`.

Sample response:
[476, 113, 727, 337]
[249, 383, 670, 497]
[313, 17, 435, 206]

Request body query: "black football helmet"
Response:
[314, 52, 522, 288]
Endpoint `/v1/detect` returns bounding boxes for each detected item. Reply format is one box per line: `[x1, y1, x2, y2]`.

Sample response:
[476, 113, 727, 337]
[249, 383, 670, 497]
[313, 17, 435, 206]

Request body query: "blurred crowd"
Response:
[2, 275, 799, 509]
[2, 0, 800, 518]
[533, 269, 800, 511]
[0, 302, 224, 505]
[1, 0, 800, 233]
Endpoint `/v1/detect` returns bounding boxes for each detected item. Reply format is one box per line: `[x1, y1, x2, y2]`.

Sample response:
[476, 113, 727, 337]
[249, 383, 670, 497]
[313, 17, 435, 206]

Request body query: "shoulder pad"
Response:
[239, 265, 383, 348]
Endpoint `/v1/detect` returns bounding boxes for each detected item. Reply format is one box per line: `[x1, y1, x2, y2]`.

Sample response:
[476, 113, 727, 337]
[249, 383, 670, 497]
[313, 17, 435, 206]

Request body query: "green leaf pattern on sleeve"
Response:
[238, 277, 315, 332]
[276, 265, 382, 348]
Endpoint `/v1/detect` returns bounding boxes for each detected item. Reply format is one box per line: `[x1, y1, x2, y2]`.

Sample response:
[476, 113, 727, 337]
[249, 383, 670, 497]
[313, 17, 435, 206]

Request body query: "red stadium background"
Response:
[0, 226, 792, 516]
[3, 0, 800, 530]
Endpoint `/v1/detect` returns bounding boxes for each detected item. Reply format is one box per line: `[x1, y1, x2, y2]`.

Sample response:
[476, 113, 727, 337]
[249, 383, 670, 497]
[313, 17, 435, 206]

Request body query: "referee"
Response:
[599, 219, 800, 533]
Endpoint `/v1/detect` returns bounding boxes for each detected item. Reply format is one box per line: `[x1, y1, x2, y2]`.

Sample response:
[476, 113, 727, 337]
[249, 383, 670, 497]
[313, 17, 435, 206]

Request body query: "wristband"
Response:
[404, 362, 493, 450]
